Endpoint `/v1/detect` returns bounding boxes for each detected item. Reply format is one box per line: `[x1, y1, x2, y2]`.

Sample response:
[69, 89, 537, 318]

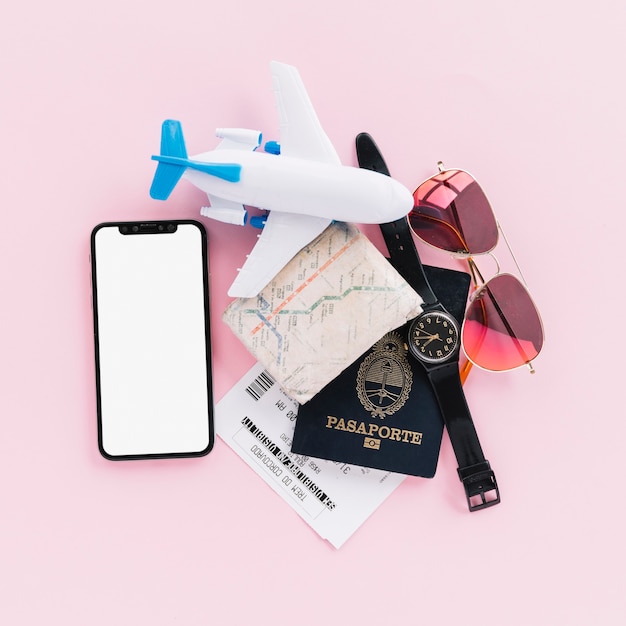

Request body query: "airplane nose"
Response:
[391, 180, 414, 220]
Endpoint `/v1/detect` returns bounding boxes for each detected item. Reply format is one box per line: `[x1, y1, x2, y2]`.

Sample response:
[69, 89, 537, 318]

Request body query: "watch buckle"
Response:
[458, 461, 500, 512]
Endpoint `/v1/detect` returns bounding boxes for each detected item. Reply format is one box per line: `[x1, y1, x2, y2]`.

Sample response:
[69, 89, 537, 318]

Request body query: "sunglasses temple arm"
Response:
[459, 358, 473, 385]
[497, 221, 529, 286]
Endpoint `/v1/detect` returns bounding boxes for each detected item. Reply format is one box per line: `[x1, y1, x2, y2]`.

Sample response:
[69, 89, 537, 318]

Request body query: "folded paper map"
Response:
[222, 222, 423, 403]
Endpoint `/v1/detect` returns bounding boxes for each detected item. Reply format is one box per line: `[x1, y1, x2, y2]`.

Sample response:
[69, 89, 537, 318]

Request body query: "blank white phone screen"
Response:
[92, 222, 212, 458]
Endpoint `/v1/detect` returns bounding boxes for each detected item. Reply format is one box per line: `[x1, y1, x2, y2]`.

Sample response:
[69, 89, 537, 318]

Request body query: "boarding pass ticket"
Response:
[215, 362, 406, 548]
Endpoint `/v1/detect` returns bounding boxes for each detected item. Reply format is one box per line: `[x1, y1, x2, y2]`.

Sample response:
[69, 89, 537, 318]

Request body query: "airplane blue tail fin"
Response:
[150, 119, 242, 200]
[150, 120, 188, 200]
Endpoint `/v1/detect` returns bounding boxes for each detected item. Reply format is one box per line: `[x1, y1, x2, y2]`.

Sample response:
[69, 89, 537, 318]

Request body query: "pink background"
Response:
[1, 2, 624, 624]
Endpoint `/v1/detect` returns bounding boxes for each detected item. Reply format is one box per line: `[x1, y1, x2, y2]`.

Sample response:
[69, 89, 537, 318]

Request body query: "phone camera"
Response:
[132, 225, 139, 233]
[167, 224, 176, 232]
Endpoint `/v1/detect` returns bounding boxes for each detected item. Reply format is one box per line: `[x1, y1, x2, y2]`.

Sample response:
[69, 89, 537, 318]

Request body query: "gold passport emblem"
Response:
[364, 437, 381, 450]
[356, 331, 412, 418]
[323, 332, 422, 455]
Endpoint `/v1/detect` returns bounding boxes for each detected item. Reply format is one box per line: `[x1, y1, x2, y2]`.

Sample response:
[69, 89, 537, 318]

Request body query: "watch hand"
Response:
[422, 334, 440, 347]
[416, 329, 436, 339]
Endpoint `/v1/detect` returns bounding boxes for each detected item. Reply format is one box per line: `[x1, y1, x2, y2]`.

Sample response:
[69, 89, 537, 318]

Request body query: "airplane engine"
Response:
[215, 128, 262, 148]
[200, 205, 247, 226]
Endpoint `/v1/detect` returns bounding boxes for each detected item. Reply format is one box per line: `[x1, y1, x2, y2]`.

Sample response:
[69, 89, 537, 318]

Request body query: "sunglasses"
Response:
[409, 163, 544, 375]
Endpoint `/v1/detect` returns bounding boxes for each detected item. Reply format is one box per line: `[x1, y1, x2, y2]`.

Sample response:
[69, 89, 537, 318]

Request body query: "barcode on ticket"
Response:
[245, 370, 275, 401]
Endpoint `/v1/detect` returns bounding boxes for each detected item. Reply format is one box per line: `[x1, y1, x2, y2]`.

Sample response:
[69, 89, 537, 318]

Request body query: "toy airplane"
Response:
[150, 61, 413, 298]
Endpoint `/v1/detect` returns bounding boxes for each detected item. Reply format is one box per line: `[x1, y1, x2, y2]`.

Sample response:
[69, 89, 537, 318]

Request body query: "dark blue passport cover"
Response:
[291, 265, 471, 477]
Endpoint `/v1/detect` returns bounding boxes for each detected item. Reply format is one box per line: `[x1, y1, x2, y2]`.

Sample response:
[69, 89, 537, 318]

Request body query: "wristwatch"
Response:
[355, 132, 500, 511]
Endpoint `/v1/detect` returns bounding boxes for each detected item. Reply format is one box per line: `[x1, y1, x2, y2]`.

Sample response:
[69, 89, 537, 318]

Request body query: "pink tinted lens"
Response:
[462, 274, 543, 371]
[410, 169, 498, 254]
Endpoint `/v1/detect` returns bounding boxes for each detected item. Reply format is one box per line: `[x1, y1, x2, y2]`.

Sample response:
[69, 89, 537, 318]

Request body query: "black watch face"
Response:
[408, 310, 460, 364]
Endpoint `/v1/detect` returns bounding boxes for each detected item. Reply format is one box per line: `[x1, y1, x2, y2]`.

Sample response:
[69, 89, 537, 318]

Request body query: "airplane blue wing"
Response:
[150, 120, 188, 200]
[227, 211, 332, 298]
[160, 119, 188, 158]
[150, 161, 186, 200]
[270, 61, 341, 165]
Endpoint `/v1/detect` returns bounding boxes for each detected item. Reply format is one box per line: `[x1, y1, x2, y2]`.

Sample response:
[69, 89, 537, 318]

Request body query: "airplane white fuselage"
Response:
[183, 149, 413, 223]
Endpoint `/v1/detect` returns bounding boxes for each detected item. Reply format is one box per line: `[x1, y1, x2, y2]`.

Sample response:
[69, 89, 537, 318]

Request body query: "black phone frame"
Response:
[90, 219, 215, 461]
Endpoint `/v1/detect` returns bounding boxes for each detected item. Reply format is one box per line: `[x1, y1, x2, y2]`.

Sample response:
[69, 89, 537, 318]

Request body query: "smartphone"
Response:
[90, 220, 214, 460]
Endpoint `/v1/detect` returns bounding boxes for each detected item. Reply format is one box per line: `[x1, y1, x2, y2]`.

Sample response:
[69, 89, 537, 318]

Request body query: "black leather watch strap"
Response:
[355, 131, 501, 512]
[427, 362, 500, 510]
[356, 132, 437, 304]
[379, 218, 438, 306]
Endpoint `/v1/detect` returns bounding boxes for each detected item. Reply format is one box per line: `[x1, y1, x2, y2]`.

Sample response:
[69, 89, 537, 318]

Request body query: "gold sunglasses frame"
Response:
[410, 162, 544, 380]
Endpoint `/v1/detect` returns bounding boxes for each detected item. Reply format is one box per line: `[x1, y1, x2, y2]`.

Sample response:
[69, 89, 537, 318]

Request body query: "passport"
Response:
[291, 265, 471, 477]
